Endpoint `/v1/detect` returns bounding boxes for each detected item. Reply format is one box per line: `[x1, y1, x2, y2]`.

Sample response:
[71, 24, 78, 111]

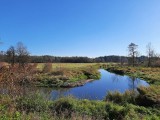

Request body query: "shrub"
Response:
[51, 96, 77, 117]
[42, 63, 52, 73]
[82, 68, 101, 79]
[105, 91, 136, 104]
[51, 96, 107, 119]
[105, 103, 125, 120]
[137, 85, 160, 107]
[76, 99, 107, 119]
[123, 104, 160, 120]
[16, 93, 49, 113]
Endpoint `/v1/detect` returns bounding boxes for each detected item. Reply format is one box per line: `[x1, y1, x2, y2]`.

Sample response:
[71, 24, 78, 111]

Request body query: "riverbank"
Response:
[33, 64, 101, 87]
[0, 63, 101, 88]
[0, 93, 159, 120]
[106, 65, 160, 85]
[106, 65, 160, 108]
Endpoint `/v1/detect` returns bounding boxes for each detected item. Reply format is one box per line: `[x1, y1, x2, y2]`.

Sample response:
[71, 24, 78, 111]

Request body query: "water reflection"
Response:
[111, 73, 123, 83]
[0, 69, 149, 100]
[49, 69, 149, 100]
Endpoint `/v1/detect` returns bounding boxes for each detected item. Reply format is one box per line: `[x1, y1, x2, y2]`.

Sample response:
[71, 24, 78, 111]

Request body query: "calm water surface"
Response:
[50, 69, 149, 100]
[0, 69, 149, 100]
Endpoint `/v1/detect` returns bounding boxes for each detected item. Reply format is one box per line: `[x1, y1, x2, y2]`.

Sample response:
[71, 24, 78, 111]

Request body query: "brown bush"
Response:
[42, 63, 52, 73]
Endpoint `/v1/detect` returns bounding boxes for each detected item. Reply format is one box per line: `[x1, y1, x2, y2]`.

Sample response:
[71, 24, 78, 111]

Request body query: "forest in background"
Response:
[0, 42, 160, 68]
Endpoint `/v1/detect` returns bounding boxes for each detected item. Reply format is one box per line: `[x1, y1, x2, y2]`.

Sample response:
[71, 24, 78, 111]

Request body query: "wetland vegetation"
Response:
[1, 0, 160, 119]
[0, 43, 160, 119]
[0, 62, 160, 119]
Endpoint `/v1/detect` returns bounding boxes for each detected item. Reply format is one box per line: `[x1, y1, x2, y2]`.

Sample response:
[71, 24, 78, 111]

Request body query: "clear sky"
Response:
[0, 0, 160, 57]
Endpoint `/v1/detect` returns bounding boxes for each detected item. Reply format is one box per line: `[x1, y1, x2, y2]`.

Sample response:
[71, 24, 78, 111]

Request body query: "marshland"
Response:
[0, 60, 160, 119]
[1, 0, 160, 119]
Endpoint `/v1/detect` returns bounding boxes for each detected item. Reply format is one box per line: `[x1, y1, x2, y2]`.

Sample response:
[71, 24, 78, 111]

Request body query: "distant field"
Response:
[36, 63, 102, 70]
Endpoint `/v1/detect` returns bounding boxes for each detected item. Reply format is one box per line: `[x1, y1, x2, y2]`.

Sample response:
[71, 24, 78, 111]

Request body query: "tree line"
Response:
[0, 42, 160, 67]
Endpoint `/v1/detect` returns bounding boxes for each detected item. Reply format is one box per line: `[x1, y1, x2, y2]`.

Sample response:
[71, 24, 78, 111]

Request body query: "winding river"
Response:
[49, 69, 149, 100]
[0, 69, 149, 100]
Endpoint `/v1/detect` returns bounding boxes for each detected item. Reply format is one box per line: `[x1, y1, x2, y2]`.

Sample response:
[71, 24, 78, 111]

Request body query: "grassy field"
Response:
[36, 63, 104, 70]
[0, 63, 107, 88]
[34, 63, 103, 87]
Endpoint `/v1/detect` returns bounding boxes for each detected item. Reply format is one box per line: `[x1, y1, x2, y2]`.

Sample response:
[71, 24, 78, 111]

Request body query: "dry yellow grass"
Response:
[37, 63, 100, 70]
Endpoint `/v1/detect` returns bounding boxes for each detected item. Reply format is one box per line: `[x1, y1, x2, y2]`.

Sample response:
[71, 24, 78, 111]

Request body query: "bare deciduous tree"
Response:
[6, 46, 16, 66]
[146, 43, 155, 67]
[16, 42, 30, 68]
[128, 43, 138, 67]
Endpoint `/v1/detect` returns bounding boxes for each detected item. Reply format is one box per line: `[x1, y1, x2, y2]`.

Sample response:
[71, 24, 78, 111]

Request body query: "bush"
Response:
[42, 63, 52, 73]
[16, 93, 49, 113]
[75, 99, 107, 119]
[51, 96, 107, 119]
[137, 85, 160, 107]
[50, 96, 77, 117]
[82, 68, 101, 79]
[105, 103, 125, 120]
[123, 104, 160, 120]
[105, 91, 136, 104]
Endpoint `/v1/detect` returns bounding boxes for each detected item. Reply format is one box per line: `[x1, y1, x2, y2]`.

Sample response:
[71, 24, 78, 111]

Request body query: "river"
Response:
[0, 69, 149, 100]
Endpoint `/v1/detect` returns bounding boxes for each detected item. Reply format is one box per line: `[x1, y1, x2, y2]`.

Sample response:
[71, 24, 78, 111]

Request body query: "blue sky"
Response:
[0, 0, 160, 57]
